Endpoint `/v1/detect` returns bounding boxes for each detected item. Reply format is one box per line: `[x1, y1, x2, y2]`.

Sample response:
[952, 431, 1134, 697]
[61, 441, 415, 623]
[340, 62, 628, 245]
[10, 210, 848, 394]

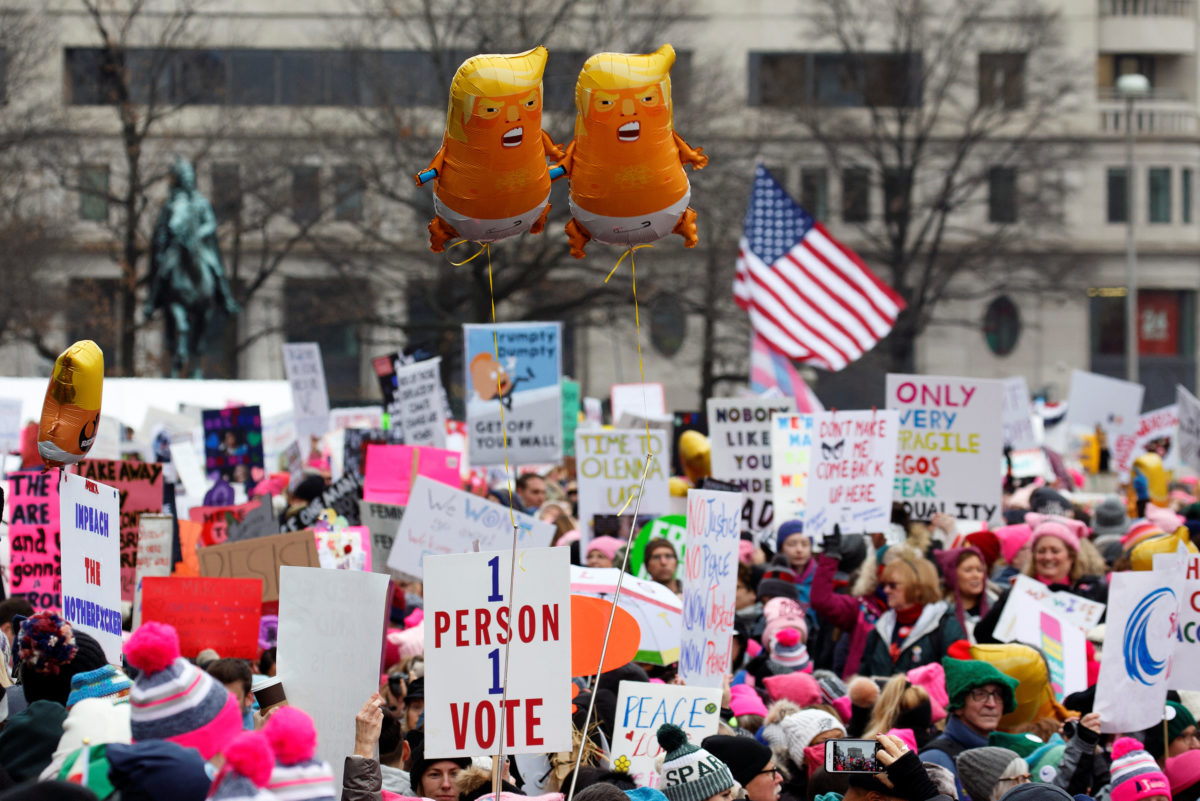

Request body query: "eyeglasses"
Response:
[882, 581, 903, 590]
[968, 687, 1005, 704]
[757, 768, 782, 779]
[999, 775, 1031, 785]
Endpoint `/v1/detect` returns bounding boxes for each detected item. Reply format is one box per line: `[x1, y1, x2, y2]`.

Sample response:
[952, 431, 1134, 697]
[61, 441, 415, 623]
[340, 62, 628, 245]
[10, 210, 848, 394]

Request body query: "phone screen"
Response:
[824, 739, 882, 773]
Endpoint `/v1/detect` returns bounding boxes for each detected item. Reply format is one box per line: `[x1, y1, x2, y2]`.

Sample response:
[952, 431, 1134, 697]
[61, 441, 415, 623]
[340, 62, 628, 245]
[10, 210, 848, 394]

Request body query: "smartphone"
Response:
[824, 739, 882, 774]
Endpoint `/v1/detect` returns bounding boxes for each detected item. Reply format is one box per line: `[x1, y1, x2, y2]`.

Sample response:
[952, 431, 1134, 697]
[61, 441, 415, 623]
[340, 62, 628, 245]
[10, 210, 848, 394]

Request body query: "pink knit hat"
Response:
[1121, 519, 1164, 550]
[762, 671, 821, 706]
[587, 536, 623, 562]
[993, 524, 1033, 565]
[1026, 513, 1087, 554]
[729, 684, 769, 718]
[1167, 749, 1200, 795]
[762, 597, 808, 651]
[1110, 737, 1171, 801]
[1145, 504, 1185, 536]
[906, 662, 948, 723]
[739, 540, 755, 565]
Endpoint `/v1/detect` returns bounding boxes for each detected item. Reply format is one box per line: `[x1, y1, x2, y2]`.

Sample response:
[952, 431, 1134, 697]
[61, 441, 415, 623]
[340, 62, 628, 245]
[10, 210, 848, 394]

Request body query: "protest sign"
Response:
[283, 470, 363, 531]
[315, 525, 371, 571]
[804, 410, 897, 537]
[562, 379, 580, 458]
[278, 566, 390, 793]
[575, 429, 670, 539]
[282, 342, 331, 446]
[329, 406, 384, 432]
[343, 427, 405, 480]
[169, 439, 208, 499]
[361, 501, 405, 577]
[583, 397, 602, 426]
[680, 489, 742, 688]
[261, 413, 297, 477]
[198, 528, 320, 601]
[388, 475, 555, 579]
[996, 591, 1087, 698]
[392, 358, 447, 448]
[1002, 377, 1038, 450]
[59, 471, 122, 664]
[7, 469, 60, 609]
[1154, 553, 1200, 690]
[886, 374, 1004, 523]
[0, 397, 20, 457]
[364, 444, 460, 507]
[630, 515, 686, 580]
[177, 519, 202, 576]
[189, 499, 262, 546]
[202, 406, 264, 487]
[615, 412, 673, 434]
[373, 351, 401, 412]
[1064, 370, 1144, 462]
[132, 514, 174, 629]
[707, 397, 795, 534]
[423, 547, 571, 756]
[75, 459, 164, 602]
[612, 383, 666, 426]
[993, 574, 1106, 639]
[611, 681, 722, 788]
[1179, 386, 1200, 473]
[464, 322, 563, 465]
[1114, 404, 1179, 476]
[225, 494, 278, 542]
[1010, 448, 1050, 480]
[141, 576, 262, 659]
[772, 414, 813, 527]
[1096, 565, 1184, 732]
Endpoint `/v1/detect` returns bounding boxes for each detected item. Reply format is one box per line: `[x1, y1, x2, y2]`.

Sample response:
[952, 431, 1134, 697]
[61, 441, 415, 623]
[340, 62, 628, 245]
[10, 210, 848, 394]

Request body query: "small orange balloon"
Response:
[571, 594, 641, 677]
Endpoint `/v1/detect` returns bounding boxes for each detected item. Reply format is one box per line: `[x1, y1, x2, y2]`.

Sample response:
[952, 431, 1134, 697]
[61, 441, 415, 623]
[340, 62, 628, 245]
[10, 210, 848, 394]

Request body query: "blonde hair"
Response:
[1023, 534, 1096, 583]
[882, 555, 942, 606]
[445, 46, 547, 143]
[574, 44, 675, 136]
[864, 674, 931, 737]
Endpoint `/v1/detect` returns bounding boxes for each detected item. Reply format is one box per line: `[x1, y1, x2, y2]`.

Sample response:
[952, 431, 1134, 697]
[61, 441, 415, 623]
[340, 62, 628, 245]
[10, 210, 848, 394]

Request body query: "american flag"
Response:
[734, 164, 906, 371]
[751, 333, 824, 413]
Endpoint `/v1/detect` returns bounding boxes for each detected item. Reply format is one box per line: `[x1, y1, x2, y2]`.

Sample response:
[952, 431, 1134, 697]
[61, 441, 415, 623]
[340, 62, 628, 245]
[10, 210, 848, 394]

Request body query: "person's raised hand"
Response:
[822, 526, 843, 559]
[874, 733, 909, 767]
[1079, 712, 1101, 733]
[354, 692, 385, 758]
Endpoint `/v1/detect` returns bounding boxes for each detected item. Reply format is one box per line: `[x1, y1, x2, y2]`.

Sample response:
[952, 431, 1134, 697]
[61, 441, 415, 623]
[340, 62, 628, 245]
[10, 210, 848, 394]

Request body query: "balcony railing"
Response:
[1099, 0, 1194, 15]
[1098, 96, 1197, 134]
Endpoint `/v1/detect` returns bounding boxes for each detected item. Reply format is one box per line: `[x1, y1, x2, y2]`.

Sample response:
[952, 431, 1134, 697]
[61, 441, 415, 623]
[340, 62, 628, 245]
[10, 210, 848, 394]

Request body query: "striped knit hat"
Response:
[263, 706, 335, 801]
[210, 731, 278, 800]
[656, 723, 735, 801]
[68, 664, 133, 707]
[1110, 737, 1171, 801]
[124, 621, 242, 760]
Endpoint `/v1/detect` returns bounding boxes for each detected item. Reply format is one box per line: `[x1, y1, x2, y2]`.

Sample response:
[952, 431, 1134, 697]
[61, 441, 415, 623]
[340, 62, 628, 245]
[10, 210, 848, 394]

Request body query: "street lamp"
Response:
[1117, 72, 1150, 384]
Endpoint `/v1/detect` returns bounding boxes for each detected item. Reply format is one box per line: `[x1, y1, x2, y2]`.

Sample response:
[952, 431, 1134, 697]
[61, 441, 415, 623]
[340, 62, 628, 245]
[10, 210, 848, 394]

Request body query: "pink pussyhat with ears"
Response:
[992, 524, 1032, 565]
[1025, 513, 1087, 554]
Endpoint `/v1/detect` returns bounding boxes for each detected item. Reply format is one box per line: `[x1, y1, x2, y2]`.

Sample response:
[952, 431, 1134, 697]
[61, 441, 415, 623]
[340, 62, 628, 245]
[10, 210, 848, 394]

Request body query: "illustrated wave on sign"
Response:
[1124, 587, 1176, 686]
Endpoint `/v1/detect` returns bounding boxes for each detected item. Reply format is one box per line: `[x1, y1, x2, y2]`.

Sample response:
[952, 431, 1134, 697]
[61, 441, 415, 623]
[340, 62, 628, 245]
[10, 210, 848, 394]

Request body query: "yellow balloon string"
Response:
[608, 244, 654, 514]
[446, 239, 490, 267]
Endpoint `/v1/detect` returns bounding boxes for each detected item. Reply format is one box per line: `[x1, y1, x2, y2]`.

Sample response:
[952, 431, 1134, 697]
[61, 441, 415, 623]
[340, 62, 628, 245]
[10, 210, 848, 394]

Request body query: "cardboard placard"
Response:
[168, 439, 208, 499]
[1064, 370, 1144, 465]
[282, 342, 331, 446]
[225, 494, 278, 542]
[361, 501, 405, 577]
[202, 406, 265, 486]
[464, 322, 563, 466]
[140, 576, 262, 659]
[1001, 377, 1039, 451]
[1179, 386, 1200, 473]
[197, 528, 320, 601]
[387, 475, 555, 579]
[886, 374, 1004, 523]
[364, 444, 460, 507]
[392, 358, 447, 448]
[0, 397, 21, 456]
[610, 681, 722, 789]
[189, 499, 262, 546]
[997, 591, 1087, 699]
[680, 489, 742, 688]
[7, 469, 61, 609]
[1114, 404, 1179, 476]
[343, 427, 405, 480]
[282, 470, 362, 531]
[315, 525, 371, 571]
[803, 410, 898, 537]
[423, 547, 571, 756]
[329, 406, 384, 432]
[993, 573, 1106, 639]
[772, 414, 813, 527]
[707, 397, 796, 534]
[74, 459, 164, 602]
[59, 471, 123, 664]
[133, 514, 175, 630]
[611, 383, 666, 427]
[277, 566, 390, 793]
[575, 429, 670, 539]
[562, 379, 580, 458]
[1154, 553, 1200, 690]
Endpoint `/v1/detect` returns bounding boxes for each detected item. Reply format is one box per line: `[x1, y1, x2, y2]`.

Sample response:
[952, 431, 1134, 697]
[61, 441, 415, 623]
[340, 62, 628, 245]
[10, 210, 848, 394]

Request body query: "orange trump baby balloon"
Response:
[415, 46, 565, 252]
[38, 339, 104, 469]
[558, 44, 708, 258]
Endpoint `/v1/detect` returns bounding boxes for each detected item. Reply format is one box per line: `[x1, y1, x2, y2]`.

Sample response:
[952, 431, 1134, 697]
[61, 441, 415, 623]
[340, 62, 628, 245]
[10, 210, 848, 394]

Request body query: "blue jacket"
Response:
[921, 715, 990, 797]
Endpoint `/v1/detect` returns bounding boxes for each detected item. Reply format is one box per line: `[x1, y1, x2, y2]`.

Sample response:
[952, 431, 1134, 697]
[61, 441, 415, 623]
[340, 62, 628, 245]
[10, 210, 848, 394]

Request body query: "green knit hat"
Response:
[988, 730, 1046, 758]
[1169, 701, 1198, 743]
[942, 657, 1019, 714]
[657, 723, 735, 801]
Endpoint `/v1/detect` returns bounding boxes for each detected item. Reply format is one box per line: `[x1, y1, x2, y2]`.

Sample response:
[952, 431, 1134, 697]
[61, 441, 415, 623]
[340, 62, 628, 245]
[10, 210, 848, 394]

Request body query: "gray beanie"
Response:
[657, 724, 735, 801]
[957, 747, 1025, 801]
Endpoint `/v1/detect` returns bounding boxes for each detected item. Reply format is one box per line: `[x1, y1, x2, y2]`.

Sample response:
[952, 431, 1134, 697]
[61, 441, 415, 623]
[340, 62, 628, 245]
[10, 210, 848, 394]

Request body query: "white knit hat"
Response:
[764, 710, 843, 767]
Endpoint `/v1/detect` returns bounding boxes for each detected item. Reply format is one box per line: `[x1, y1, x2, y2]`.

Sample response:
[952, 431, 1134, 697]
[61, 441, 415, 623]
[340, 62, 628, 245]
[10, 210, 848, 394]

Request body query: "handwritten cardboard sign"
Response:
[1002, 377, 1038, 451]
[680, 489, 742, 688]
[707, 397, 796, 534]
[611, 383, 666, 426]
[993, 574, 1106, 640]
[75, 459, 164, 602]
[282, 470, 362, 531]
[886, 374, 1003, 523]
[804, 410, 898, 537]
[1000, 599, 1087, 700]
[133, 514, 175, 629]
[342, 428, 405, 481]
[197, 528, 319, 601]
[7, 469, 60, 610]
[59, 471, 123, 663]
[141, 576, 262, 659]
[314, 525, 371, 571]
[387, 476, 554, 579]
[611, 681, 722, 789]
[361, 501, 405, 577]
[392, 358, 447, 448]
[575, 429, 670, 539]
[772, 414, 813, 527]
[364, 444, 460, 507]
[1154, 553, 1200, 690]
[1114, 404, 1179, 476]
[423, 547, 571, 756]
[282, 342, 331, 446]
[225, 494, 278, 542]
[1179, 386, 1200, 473]
[189, 499, 261, 546]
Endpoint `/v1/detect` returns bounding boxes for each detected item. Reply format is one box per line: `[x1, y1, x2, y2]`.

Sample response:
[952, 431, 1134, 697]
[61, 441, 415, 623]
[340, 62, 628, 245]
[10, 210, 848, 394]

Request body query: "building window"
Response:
[333, 165, 364, 222]
[79, 165, 110, 222]
[1098, 54, 1157, 91]
[883, 168, 909, 224]
[983, 295, 1021, 356]
[842, 167, 870, 223]
[749, 51, 921, 108]
[801, 168, 828, 221]
[1184, 168, 1193, 224]
[285, 278, 365, 403]
[1149, 167, 1171, 223]
[1090, 288, 1196, 358]
[988, 167, 1018, 223]
[978, 53, 1025, 109]
[211, 162, 241, 223]
[1107, 167, 1129, 223]
[291, 165, 320, 226]
[752, 53, 806, 107]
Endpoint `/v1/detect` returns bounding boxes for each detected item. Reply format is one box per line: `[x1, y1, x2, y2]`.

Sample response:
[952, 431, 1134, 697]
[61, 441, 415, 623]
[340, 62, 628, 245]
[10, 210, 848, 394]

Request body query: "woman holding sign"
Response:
[858, 554, 964, 676]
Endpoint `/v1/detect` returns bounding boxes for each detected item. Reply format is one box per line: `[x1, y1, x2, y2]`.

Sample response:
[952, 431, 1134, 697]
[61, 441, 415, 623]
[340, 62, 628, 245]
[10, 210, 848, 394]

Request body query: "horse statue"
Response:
[143, 157, 241, 378]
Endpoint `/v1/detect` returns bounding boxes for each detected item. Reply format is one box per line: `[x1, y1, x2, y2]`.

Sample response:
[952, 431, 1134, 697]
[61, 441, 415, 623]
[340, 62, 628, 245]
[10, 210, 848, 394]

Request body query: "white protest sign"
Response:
[611, 681, 722, 788]
[707, 397, 795, 534]
[329, 406, 384, 432]
[393, 358, 447, 448]
[1179, 386, 1200, 473]
[680, 489, 742, 688]
[59, 471, 122, 664]
[999, 592, 1087, 698]
[423, 547, 571, 756]
[1009, 448, 1050, 480]
[611, 383, 666, 426]
[282, 342, 331, 446]
[1114, 404, 1179, 476]
[168, 439, 207, 498]
[1064, 370, 1143, 458]
[1155, 552, 1200, 690]
[993, 574, 1106, 640]
[886, 374, 1004, 523]
[772, 414, 813, 527]
[1002, 377, 1038, 450]
[804, 410, 897, 537]
[575, 429, 670, 540]
[388, 475, 555, 579]
[132, 514, 174, 630]
[278, 566, 390, 792]
[0, 397, 21, 456]
[361, 501, 405, 577]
